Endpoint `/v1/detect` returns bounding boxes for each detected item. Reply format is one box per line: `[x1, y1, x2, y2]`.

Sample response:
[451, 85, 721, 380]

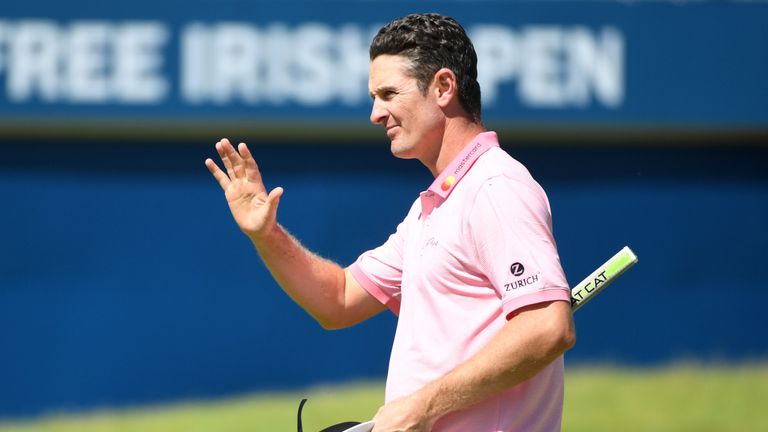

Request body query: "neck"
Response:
[422, 118, 486, 178]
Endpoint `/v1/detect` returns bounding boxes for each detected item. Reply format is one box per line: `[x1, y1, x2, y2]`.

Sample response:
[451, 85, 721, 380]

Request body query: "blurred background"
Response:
[1, 0, 767, 429]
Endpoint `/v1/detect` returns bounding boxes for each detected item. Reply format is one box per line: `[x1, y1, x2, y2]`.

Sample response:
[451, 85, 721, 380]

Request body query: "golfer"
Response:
[206, 13, 575, 432]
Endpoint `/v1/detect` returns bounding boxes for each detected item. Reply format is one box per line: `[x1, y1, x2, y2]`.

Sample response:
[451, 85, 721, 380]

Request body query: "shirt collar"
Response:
[420, 131, 499, 214]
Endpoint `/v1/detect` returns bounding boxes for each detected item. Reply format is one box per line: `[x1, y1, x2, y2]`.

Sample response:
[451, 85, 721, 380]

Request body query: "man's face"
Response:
[368, 55, 444, 160]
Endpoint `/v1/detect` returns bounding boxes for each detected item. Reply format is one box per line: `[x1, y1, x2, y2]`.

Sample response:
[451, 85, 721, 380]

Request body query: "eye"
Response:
[380, 90, 395, 101]
[371, 88, 397, 102]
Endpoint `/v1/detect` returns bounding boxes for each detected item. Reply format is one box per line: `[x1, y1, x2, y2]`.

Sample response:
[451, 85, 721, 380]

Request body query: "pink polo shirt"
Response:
[349, 132, 570, 432]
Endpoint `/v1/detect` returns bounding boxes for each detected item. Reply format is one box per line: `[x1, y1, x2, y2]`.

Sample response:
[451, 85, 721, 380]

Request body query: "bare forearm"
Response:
[381, 301, 575, 428]
[430, 319, 569, 417]
[250, 223, 345, 328]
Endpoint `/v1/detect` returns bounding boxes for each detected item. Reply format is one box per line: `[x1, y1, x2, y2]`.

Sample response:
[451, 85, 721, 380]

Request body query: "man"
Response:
[206, 13, 575, 432]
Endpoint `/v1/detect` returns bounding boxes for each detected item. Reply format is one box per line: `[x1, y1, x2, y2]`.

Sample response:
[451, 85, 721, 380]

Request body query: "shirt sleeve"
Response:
[347, 220, 407, 316]
[468, 175, 571, 319]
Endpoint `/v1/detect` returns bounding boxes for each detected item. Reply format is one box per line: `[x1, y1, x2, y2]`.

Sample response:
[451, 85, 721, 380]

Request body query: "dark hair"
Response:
[369, 13, 482, 122]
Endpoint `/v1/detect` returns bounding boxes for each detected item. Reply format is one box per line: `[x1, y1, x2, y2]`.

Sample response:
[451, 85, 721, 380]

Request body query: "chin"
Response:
[390, 139, 418, 159]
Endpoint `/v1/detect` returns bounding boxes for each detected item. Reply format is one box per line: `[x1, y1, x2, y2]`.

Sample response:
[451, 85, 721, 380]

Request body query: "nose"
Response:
[369, 98, 388, 125]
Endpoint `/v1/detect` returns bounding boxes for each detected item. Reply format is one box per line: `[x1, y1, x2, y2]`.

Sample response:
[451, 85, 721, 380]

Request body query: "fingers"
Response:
[216, 138, 250, 181]
[205, 158, 230, 190]
[238, 142, 265, 186]
[208, 138, 270, 196]
[229, 142, 247, 179]
[215, 139, 236, 179]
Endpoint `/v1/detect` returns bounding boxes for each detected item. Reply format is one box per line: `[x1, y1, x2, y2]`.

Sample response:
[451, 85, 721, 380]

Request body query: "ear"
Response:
[433, 68, 458, 108]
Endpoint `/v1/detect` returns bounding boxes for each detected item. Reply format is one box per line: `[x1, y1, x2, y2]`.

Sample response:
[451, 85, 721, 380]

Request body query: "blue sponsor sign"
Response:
[0, 1, 766, 139]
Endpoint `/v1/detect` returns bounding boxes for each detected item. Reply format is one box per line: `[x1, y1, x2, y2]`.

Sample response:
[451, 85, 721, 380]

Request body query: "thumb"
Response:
[266, 186, 284, 210]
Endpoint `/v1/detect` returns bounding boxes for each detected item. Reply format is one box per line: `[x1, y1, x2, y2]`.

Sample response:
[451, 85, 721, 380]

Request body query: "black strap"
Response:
[298, 398, 361, 432]
[297, 398, 308, 432]
[319, 422, 362, 432]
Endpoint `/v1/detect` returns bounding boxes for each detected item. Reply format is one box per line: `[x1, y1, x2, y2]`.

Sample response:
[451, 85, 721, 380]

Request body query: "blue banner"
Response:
[1, 1, 766, 138]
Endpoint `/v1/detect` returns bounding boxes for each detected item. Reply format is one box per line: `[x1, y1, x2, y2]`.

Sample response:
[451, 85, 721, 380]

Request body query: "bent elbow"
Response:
[552, 304, 577, 353]
[318, 319, 347, 331]
[315, 315, 343, 331]
[543, 315, 576, 355]
[314, 311, 352, 331]
[560, 324, 576, 352]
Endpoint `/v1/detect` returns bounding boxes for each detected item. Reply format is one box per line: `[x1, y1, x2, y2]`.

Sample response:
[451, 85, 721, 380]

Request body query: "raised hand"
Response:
[205, 138, 284, 240]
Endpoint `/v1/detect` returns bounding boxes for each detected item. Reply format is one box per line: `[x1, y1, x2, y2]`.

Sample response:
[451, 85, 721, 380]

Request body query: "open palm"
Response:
[205, 139, 284, 239]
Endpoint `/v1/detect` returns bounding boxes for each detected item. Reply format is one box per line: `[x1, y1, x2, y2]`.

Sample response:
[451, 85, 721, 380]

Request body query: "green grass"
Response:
[564, 363, 768, 432]
[1, 364, 767, 431]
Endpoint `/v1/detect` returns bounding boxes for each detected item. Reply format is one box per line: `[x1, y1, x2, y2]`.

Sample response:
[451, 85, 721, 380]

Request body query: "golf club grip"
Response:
[570, 246, 638, 312]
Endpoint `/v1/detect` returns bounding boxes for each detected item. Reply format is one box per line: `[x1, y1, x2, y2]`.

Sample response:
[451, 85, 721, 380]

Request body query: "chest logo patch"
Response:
[441, 175, 457, 191]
